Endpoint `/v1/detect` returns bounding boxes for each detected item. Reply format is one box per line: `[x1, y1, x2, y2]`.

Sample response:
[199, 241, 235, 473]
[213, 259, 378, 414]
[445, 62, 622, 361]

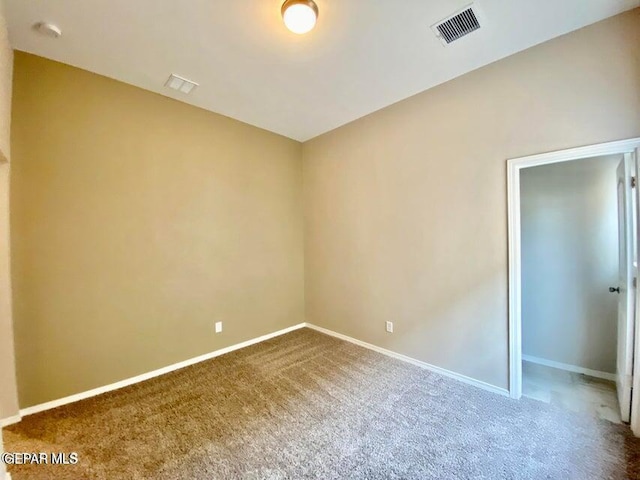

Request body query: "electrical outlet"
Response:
[386, 321, 393, 333]
[215, 321, 223, 334]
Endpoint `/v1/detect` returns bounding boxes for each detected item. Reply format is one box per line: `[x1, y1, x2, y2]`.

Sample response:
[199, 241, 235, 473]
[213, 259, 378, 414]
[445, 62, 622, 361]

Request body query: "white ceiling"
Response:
[4, 0, 639, 141]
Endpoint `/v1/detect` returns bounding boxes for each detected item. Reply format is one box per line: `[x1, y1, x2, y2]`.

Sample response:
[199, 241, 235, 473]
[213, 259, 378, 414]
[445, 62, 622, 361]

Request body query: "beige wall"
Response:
[0, 0, 10, 158]
[5, 8, 640, 410]
[521, 155, 620, 373]
[11, 52, 304, 408]
[0, 0, 19, 421]
[303, 10, 640, 390]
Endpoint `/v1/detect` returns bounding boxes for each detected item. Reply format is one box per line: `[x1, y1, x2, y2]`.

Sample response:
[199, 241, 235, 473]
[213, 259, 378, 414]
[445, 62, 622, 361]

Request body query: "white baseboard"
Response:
[5, 323, 306, 423]
[306, 323, 510, 397]
[0, 415, 21, 428]
[1, 321, 511, 426]
[522, 354, 616, 382]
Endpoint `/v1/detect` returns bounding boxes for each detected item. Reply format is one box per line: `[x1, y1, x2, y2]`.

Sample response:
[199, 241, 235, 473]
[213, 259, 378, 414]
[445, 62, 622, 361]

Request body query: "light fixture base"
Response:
[281, 0, 319, 18]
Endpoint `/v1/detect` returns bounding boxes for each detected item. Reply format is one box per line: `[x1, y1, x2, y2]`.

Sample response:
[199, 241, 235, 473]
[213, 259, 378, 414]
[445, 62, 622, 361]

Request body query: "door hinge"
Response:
[632, 176, 637, 188]
[634, 277, 637, 288]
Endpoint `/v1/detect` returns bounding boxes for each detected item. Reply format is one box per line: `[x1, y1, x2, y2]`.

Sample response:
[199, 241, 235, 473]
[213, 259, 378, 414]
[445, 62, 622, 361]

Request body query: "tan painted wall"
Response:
[0, 0, 19, 421]
[303, 10, 640, 390]
[0, 0, 10, 159]
[521, 155, 620, 373]
[11, 52, 304, 408]
[6, 9, 640, 410]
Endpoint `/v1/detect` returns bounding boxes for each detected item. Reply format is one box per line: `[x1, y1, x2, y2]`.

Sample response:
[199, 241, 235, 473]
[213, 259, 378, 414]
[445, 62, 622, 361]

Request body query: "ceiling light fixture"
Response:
[281, 0, 318, 35]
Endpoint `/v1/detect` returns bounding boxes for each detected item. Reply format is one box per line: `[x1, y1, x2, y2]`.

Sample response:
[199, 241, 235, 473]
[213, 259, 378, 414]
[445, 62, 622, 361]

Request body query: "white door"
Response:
[616, 153, 636, 423]
[632, 148, 640, 435]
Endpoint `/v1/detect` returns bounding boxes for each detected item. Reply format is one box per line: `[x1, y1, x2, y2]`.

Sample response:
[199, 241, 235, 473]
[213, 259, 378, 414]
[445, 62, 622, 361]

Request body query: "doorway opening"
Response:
[521, 154, 625, 423]
[507, 138, 640, 434]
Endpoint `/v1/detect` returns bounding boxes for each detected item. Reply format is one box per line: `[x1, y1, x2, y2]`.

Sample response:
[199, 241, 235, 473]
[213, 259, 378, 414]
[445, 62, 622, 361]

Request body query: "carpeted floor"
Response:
[4, 328, 640, 479]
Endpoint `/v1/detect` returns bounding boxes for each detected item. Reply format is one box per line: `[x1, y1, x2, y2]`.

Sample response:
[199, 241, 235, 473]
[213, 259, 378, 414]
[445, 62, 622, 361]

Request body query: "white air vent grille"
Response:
[165, 74, 198, 94]
[432, 5, 481, 45]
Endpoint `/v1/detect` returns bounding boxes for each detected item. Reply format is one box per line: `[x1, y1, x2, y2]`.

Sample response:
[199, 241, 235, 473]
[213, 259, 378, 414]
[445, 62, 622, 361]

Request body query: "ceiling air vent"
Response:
[432, 5, 481, 45]
[165, 74, 199, 94]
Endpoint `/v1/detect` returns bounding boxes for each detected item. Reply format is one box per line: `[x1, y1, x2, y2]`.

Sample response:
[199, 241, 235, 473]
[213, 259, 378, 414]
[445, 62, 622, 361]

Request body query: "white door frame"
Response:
[507, 137, 640, 433]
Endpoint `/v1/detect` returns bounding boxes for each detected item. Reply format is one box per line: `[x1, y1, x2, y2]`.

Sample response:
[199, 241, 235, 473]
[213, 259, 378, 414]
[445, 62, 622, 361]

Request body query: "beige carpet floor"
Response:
[4, 328, 640, 479]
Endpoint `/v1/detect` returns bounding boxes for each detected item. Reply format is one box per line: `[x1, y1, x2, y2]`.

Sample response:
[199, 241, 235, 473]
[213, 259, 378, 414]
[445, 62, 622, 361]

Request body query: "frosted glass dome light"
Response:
[282, 0, 319, 34]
